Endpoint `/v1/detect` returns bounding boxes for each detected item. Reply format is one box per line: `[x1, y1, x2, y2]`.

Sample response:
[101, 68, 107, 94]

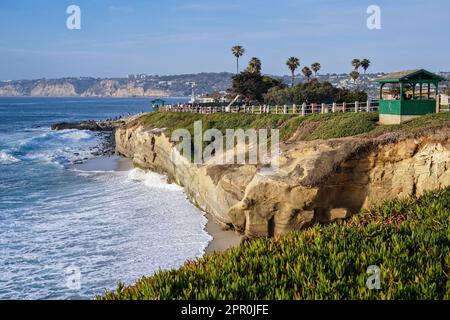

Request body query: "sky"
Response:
[0, 0, 449, 80]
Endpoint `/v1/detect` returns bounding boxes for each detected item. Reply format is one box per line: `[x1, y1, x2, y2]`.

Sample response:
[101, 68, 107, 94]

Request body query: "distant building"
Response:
[197, 97, 215, 103]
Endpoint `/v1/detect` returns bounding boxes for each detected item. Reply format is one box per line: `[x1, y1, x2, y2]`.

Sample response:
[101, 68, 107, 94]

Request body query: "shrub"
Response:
[101, 187, 450, 300]
[264, 79, 368, 105]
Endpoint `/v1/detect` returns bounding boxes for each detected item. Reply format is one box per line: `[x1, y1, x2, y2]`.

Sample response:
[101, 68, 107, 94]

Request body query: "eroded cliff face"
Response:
[116, 122, 450, 238]
[0, 79, 170, 97]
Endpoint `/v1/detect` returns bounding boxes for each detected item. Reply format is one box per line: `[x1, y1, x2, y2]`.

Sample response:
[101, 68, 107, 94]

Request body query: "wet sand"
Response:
[205, 214, 243, 254]
[72, 155, 134, 172]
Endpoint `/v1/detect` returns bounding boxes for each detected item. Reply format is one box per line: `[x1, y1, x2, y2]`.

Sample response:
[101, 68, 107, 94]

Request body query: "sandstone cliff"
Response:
[0, 79, 170, 97]
[116, 120, 450, 238]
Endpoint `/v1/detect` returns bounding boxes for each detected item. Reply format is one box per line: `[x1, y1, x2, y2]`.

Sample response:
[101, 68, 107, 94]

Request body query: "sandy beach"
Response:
[204, 214, 243, 254]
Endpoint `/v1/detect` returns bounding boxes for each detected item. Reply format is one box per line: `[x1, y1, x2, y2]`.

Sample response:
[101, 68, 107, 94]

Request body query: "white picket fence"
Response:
[161, 100, 380, 115]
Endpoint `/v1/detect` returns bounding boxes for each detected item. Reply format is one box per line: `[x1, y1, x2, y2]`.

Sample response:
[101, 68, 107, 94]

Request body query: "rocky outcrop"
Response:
[116, 121, 450, 238]
[52, 114, 143, 131]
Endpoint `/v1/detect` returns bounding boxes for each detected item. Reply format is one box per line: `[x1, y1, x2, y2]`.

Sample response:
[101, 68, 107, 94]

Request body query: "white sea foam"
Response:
[0, 151, 20, 164]
[1, 98, 208, 300]
[15, 129, 102, 166]
[59, 130, 93, 141]
[127, 168, 182, 190]
[0, 168, 211, 300]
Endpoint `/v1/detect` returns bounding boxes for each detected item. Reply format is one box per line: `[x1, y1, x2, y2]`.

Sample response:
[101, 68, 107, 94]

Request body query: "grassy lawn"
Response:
[137, 111, 450, 142]
[101, 187, 450, 300]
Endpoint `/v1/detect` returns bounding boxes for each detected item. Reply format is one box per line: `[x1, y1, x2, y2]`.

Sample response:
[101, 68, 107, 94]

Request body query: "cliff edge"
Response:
[115, 112, 450, 238]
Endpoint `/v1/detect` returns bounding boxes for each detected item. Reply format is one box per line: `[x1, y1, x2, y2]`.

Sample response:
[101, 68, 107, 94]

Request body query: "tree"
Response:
[352, 59, 361, 71]
[247, 57, 262, 74]
[302, 67, 313, 82]
[231, 45, 245, 74]
[360, 59, 371, 74]
[286, 57, 300, 87]
[349, 70, 360, 90]
[264, 79, 367, 105]
[350, 71, 360, 82]
[446, 77, 450, 95]
[311, 62, 321, 77]
[231, 71, 284, 104]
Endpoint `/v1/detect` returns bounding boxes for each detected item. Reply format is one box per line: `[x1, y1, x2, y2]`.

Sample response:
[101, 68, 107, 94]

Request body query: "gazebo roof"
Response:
[376, 69, 446, 83]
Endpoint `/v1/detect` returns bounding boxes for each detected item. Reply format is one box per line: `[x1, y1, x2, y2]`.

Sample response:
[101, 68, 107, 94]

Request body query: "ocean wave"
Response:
[0, 167, 211, 299]
[127, 168, 182, 190]
[14, 129, 101, 166]
[0, 151, 20, 165]
[59, 130, 93, 141]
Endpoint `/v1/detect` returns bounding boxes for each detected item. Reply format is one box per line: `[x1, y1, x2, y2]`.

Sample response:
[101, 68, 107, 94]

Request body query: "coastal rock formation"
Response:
[0, 79, 171, 97]
[51, 119, 129, 131]
[116, 121, 450, 238]
[30, 82, 77, 96]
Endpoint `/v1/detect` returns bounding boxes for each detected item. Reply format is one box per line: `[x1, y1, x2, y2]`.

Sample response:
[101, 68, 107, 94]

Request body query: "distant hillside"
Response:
[1, 72, 448, 99]
[0, 73, 234, 97]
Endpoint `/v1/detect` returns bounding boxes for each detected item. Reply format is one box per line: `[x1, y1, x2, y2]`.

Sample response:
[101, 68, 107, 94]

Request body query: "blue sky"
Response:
[0, 0, 449, 80]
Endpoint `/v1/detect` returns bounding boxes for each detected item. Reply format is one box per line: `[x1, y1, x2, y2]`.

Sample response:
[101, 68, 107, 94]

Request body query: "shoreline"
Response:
[73, 155, 242, 254]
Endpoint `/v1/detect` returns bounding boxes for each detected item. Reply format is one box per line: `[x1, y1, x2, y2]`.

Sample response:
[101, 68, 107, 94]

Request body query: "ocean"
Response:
[0, 97, 211, 300]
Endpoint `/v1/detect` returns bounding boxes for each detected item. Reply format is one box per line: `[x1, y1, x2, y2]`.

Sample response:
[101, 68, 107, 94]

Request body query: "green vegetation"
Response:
[286, 57, 300, 87]
[102, 187, 450, 300]
[139, 110, 450, 142]
[264, 79, 368, 105]
[230, 71, 285, 104]
[231, 45, 245, 74]
[311, 62, 321, 77]
[139, 111, 377, 142]
[227, 51, 369, 104]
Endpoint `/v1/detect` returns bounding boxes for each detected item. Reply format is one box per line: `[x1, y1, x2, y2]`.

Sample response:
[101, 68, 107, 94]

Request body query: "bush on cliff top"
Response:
[101, 187, 450, 300]
[138, 111, 450, 142]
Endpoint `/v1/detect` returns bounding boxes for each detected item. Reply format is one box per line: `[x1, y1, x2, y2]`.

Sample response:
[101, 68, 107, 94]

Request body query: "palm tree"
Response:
[352, 59, 361, 71]
[286, 57, 300, 87]
[247, 57, 262, 74]
[311, 62, 321, 77]
[302, 67, 313, 82]
[231, 45, 245, 74]
[360, 59, 371, 74]
[350, 70, 360, 82]
[350, 70, 360, 90]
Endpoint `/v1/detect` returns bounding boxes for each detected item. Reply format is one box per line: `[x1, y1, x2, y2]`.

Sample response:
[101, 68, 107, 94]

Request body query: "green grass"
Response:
[368, 112, 450, 137]
[101, 187, 450, 300]
[136, 111, 450, 142]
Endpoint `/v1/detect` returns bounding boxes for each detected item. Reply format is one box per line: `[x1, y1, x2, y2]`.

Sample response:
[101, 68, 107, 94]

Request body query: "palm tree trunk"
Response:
[236, 58, 239, 74]
[291, 71, 295, 87]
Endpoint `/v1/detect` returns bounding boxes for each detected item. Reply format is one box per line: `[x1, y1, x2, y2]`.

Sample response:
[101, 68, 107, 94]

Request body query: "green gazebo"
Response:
[376, 69, 446, 124]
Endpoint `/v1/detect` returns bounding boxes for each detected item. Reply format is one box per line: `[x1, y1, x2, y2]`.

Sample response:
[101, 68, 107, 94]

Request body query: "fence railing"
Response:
[440, 105, 450, 112]
[160, 100, 380, 115]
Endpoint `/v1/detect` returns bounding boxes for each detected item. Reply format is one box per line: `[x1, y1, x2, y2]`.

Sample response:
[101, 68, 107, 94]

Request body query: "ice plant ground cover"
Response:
[137, 111, 450, 142]
[102, 187, 450, 300]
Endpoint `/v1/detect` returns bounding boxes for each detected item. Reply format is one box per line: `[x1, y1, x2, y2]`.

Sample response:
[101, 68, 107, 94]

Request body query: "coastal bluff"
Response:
[115, 113, 450, 239]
